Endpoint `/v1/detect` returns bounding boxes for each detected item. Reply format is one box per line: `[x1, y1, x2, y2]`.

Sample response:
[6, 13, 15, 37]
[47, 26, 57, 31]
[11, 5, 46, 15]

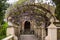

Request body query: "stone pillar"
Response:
[6, 27, 18, 40]
[42, 27, 44, 40]
[41, 27, 46, 40]
[47, 23, 57, 40]
[7, 27, 15, 36]
[41, 22, 46, 40]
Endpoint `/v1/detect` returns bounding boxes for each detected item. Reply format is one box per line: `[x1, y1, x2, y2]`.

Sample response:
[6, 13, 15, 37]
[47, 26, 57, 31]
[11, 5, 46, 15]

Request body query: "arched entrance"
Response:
[24, 21, 31, 34]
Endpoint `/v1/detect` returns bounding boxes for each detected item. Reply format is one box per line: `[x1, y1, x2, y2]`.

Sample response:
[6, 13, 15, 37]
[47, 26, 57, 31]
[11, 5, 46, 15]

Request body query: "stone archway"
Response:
[24, 21, 30, 31]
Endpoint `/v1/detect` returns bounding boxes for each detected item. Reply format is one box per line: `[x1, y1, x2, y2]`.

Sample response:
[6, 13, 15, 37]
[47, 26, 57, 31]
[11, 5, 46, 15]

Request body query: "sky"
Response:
[7, 0, 18, 4]
[7, 0, 51, 4]
[7, 0, 55, 6]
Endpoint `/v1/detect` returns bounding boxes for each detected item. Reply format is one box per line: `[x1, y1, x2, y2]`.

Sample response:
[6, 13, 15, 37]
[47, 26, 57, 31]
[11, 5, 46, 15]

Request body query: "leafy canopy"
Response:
[0, 0, 9, 24]
[0, 0, 9, 39]
[52, 0, 60, 20]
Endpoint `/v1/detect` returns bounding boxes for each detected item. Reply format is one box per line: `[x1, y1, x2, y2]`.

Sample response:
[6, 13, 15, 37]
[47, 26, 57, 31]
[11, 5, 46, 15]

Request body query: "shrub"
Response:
[0, 22, 8, 40]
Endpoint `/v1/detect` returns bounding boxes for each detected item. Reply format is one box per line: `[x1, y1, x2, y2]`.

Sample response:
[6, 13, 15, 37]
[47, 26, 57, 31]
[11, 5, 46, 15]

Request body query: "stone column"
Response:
[6, 27, 18, 40]
[47, 23, 57, 40]
[42, 27, 44, 40]
[18, 26, 21, 40]
[6, 27, 15, 36]
[41, 27, 46, 40]
[41, 22, 46, 40]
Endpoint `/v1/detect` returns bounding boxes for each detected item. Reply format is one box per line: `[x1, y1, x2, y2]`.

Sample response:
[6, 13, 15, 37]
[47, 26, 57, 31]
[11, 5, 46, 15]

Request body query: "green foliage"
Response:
[0, 0, 9, 24]
[0, 22, 8, 40]
[0, 0, 9, 39]
[52, 0, 60, 20]
[53, 0, 60, 5]
[17, 0, 26, 4]
[55, 4, 60, 20]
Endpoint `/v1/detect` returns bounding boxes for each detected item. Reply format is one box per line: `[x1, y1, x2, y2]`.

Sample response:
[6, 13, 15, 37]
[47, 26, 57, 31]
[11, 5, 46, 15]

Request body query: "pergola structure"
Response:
[5, 1, 56, 40]
[7, 3, 55, 26]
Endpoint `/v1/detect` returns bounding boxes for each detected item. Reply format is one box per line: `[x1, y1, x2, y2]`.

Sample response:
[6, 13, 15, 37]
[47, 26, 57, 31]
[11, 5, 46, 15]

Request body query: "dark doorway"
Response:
[24, 21, 30, 30]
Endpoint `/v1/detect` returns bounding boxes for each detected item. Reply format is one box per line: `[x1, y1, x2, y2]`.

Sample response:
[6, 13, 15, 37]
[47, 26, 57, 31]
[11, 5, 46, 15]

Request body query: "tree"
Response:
[0, 0, 9, 25]
[0, 0, 9, 39]
[0, 22, 8, 40]
[52, 0, 60, 20]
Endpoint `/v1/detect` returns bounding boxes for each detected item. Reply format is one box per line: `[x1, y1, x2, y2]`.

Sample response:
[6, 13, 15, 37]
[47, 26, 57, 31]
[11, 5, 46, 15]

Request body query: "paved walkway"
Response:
[20, 35, 38, 40]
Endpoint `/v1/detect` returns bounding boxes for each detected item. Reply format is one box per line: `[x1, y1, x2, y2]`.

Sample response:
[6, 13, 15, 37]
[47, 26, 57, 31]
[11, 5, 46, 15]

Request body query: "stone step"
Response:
[20, 35, 38, 40]
[20, 30, 34, 34]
